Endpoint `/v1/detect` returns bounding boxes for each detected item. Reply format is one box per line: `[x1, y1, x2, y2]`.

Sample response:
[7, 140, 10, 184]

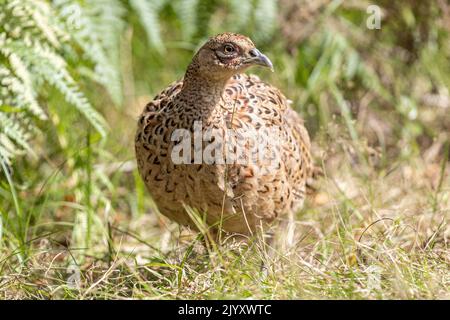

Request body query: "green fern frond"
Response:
[174, 0, 199, 41]
[192, 0, 218, 40]
[0, 50, 47, 119]
[0, 140, 14, 166]
[55, 0, 125, 105]
[228, 0, 251, 31]
[129, 0, 165, 53]
[1, 0, 111, 165]
[0, 112, 36, 158]
[254, 0, 278, 42]
[28, 0, 63, 48]
[4, 39, 108, 136]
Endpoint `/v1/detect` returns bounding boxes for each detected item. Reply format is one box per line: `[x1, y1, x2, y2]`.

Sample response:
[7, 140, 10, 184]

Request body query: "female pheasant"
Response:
[135, 33, 312, 238]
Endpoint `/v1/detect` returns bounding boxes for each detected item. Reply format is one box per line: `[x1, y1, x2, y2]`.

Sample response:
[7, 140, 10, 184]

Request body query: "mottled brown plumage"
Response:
[135, 33, 312, 236]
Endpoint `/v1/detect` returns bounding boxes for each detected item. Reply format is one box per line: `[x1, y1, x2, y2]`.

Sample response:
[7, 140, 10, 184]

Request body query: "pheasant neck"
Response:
[181, 76, 226, 103]
[179, 67, 230, 123]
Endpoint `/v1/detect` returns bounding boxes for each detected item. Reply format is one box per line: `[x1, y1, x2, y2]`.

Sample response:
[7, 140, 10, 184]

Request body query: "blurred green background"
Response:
[0, 0, 449, 299]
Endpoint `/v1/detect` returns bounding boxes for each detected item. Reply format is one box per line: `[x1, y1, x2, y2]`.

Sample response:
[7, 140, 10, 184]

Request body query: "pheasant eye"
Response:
[224, 45, 235, 53]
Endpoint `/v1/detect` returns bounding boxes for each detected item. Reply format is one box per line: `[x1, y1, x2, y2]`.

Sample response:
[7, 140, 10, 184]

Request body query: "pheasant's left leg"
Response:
[283, 210, 296, 251]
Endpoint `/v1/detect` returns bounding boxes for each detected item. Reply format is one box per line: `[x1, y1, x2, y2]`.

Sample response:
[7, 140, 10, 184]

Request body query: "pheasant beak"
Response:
[246, 48, 274, 72]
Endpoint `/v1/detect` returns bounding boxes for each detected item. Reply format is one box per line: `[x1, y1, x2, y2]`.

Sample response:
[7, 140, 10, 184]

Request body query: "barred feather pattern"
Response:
[135, 35, 312, 234]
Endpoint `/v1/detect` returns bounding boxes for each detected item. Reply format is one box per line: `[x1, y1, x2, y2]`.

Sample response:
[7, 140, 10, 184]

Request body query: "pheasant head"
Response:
[185, 33, 274, 83]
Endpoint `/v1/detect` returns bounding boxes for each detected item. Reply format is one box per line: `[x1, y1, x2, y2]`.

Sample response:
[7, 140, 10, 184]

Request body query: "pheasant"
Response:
[135, 33, 312, 239]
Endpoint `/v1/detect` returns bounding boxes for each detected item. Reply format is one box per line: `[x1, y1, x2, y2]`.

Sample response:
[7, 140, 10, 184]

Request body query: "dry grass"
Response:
[1, 131, 448, 299]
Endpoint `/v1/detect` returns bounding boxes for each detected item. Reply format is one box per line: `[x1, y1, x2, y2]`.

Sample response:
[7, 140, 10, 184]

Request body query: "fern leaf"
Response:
[175, 0, 199, 41]
[254, 0, 277, 42]
[0, 113, 36, 158]
[228, 0, 251, 31]
[55, 0, 125, 105]
[129, 0, 165, 53]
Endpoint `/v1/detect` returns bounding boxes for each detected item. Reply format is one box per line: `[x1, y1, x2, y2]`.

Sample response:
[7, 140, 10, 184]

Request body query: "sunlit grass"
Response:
[0, 128, 448, 299]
